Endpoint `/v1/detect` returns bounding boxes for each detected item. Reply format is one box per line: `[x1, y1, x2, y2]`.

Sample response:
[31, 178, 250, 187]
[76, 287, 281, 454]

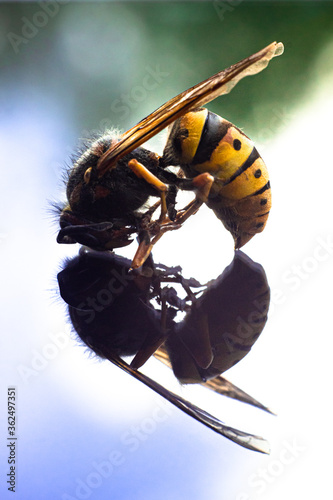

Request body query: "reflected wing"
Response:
[203, 376, 275, 415]
[104, 349, 270, 454]
[97, 42, 284, 175]
[154, 345, 274, 414]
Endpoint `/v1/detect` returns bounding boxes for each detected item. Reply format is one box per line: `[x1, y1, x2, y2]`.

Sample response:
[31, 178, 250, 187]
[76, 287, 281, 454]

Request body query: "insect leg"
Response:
[127, 158, 174, 268]
[131, 173, 214, 268]
[128, 158, 168, 221]
[131, 230, 154, 270]
[130, 332, 168, 369]
[174, 172, 214, 225]
[130, 287, 170, 369]
[129, 164, 214, 268]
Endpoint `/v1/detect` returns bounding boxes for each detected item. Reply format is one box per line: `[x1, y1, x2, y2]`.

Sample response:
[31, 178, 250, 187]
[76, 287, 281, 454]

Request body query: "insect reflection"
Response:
[57, 248, 271, 453]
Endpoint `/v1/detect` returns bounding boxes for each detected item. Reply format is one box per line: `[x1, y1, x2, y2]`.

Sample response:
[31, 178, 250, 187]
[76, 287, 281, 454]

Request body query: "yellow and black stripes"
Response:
[162, 107, 271, 248]
[217, 148, 269, 200]
[191, 110, 231, 166]
[223, 147, 260, 186]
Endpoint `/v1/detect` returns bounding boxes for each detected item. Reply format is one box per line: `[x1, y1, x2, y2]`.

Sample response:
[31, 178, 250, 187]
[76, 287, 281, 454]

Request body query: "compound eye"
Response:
[233, 139, 242, 151]
[84, 167, 92, 184]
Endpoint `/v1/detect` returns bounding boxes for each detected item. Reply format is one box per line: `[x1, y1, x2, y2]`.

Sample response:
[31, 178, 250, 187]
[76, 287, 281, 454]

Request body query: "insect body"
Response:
[58, 138, 164, 251]
[57, 42, 283, 267]
[165, 250, 270, 384]
[162, 108, 271, 248]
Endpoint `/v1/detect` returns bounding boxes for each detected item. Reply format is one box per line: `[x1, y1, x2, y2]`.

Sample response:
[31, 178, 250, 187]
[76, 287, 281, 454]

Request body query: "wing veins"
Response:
[104, 349, 270, 453]
[97, 42, 283, 175]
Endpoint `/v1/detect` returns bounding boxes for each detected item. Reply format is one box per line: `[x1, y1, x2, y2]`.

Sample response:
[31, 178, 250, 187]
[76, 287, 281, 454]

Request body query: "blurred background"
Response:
[1, 1, 333, 499]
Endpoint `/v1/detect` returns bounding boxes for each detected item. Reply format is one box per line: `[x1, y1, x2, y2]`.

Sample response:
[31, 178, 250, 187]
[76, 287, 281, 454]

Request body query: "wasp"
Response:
[58, 248, 271, 453]
[57, 42, 284, 267]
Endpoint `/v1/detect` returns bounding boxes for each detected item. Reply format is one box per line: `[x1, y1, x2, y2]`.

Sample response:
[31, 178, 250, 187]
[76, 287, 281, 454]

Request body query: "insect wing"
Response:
[104, 351, 270, 454]
[154, 346, 273, 414]
[97, 42, 284, 175]
[203, 375, 274, 415]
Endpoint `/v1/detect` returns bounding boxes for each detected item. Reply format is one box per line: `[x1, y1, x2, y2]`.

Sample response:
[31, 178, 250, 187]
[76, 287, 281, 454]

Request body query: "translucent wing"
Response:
[154, 345, 274, 414]
[97, 41, 284, 175]
[203, 376, 275, 415]
[103, 349, 270, 454]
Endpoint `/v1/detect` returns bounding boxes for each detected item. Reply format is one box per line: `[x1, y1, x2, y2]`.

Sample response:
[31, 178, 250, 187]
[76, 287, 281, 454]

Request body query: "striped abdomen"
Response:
[163, 108, 271, 248]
